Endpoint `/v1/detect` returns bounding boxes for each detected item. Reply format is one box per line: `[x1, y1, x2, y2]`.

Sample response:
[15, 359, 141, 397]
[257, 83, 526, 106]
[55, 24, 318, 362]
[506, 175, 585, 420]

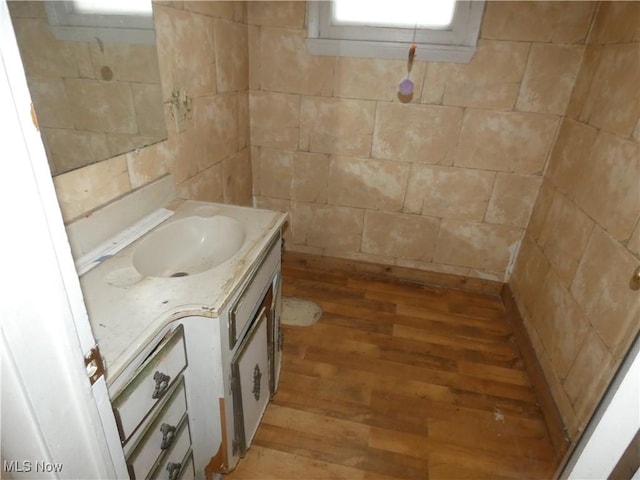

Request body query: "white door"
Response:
[0, 1, 127, 477]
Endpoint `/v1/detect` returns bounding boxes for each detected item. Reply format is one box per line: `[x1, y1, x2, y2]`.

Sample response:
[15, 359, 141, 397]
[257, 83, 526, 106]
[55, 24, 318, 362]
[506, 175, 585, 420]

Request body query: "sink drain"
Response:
[170, 272, 189, 278]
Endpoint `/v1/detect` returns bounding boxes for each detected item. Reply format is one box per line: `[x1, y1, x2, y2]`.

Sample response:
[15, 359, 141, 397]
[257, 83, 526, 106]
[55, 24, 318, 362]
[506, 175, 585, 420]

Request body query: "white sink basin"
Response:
[132, 215, 246, 278]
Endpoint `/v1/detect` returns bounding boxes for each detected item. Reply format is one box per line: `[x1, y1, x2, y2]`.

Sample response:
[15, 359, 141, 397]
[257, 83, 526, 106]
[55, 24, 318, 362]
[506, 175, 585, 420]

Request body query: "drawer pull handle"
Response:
[166, 461, 181, 480]
[152, 371, 171, 399]
[160, 423, 176, 450]
[252, 364, 262, 401]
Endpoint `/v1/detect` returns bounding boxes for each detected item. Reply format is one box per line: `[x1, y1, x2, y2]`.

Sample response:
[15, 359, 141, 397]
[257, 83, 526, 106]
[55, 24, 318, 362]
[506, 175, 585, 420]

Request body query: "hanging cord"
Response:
[398, 25, 417, 99]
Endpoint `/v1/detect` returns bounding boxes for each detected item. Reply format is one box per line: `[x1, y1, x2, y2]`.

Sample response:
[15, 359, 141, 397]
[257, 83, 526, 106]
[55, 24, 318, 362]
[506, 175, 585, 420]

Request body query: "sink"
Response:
[132, 215, 246, 278]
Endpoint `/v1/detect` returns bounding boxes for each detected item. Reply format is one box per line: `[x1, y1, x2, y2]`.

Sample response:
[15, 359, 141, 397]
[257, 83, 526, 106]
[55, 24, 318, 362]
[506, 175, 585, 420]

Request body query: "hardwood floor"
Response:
[227, 253, 561, 479]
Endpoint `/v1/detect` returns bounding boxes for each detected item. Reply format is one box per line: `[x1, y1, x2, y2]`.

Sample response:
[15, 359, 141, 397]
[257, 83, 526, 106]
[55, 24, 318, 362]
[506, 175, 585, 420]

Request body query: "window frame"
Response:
[306, 0, 485, 63]
[44, 1, 155, 45]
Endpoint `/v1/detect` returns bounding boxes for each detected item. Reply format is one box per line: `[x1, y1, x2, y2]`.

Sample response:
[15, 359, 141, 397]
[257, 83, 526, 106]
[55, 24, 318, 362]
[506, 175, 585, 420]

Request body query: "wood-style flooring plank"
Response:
[227, 253, 561, 479]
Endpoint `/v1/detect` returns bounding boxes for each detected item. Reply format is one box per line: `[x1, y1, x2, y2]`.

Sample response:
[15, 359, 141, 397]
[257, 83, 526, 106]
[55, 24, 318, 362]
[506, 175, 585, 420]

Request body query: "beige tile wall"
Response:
[27, 0, 639, 447]
[8, 1, 166, 175]
[510, 1, 640, 440]
[250, 1, 593, 281]
[51, 1, 252, 221]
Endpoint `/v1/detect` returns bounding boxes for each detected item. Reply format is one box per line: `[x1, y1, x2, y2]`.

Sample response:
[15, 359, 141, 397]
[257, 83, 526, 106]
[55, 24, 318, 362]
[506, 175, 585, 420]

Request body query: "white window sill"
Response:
[306, 38, 476, 63]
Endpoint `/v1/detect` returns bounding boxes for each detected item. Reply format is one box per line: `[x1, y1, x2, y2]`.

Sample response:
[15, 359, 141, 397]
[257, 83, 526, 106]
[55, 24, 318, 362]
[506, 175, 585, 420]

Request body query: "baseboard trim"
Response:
[501, 283, 570, 461]
[283, 251, 504, 296]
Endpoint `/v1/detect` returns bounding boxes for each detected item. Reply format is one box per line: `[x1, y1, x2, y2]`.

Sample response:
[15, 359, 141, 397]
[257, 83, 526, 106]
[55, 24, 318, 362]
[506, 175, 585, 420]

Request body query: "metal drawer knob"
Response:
[152, 371, 171, 399]
[631, 266, 640, 291]
[166, 461, 181, 480]
[160, 423, 176, 450]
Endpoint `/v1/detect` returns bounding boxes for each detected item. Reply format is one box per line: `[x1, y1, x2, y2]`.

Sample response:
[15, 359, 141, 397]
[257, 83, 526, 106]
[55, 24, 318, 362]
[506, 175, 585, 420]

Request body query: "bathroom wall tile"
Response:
[404, 165, 494, 221]
[509, 234, 550, 319]
[250, 91, 300, 150]
[237, 91, 250, 150]
[27, 78, 74, 129]
[362, 211, 439, 261]
[257, 147, 292, 199]
[154, 6, 217, 99]
[53, 157, 131, 222]
[535, 348, 580, 440]
[546, 118, 598, 197]
[400, 259, 472, 278]
[131, 83, 166, 137]
[485, 173, 542, 228]
[222, 148, 252, 206]
[453, 110, 559, 174]
[107, 134, 162, 158]
[628, 221, 640, 258]
[233, 1, 247, 22]
[334, 57, 425, 102]
[562, 330, 613, 414]
[516, 44, 584, 115]
[588, 1, 640, 45]
[248, 25, 261, 90]
[260, 27, 334, 96]
[183, 1, 235, 20]
[372, 103, 462, 164]
[578, 43, 640, 138]
[533, 269, 590, 381]
[571, 227, 640, 351]
[300, 97, 375, 157]
[292, 152, 329, 203]
[163, 127, 199, 184]
[422, 40, 529, 110]
[293, 203, 365, 255]
[43, 128, 111, 174]
[571, 131, 640, 242]
[64, 78, 137, 134]
[247, 1, 306, 28]
[254, 196, 291, 215]
[176, 164, 223, 203]
[525, 179, 554, 244]
[10, 18, 80, 78]
[565, 46, 601, 122]
[125, 141, 171, 189]
[250, 145, 260, 195]
[469, 269, 504, 282]
[328, 156, 409, 212]
[193, 93, 238, 171]
[481, 1, 596, 44]
[434, 220, 522, 272]
[214, 19, 249, 92]
[633, 119, 640, 143]
[88, 43, 162, 84]
[538, 191, 594, 288]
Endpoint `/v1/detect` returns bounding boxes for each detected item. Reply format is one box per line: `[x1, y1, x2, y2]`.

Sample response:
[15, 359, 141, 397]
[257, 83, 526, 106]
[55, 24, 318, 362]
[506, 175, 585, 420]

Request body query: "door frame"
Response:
[0, 1, 126, 477]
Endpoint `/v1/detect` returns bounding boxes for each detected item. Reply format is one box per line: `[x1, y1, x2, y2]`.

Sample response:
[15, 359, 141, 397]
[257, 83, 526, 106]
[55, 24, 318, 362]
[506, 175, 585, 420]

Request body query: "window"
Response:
[307, 0, 485, 63]
[45, 0, 155, 45]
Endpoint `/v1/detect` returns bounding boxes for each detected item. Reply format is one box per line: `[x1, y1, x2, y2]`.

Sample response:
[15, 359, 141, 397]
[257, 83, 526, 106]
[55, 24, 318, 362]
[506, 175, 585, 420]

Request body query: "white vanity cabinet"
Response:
[107, 232, 283, 479]
[110, 325, 195, 480]
[216, 233, 283, 473]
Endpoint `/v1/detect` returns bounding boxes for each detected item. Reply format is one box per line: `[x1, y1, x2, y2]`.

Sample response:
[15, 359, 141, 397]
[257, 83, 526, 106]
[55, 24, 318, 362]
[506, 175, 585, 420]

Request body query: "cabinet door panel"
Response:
[232, 308, 270, 454]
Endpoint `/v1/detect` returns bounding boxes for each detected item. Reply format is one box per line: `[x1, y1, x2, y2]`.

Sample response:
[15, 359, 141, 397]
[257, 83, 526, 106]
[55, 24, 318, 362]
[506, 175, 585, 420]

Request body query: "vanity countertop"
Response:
[78, 199, 287, 385]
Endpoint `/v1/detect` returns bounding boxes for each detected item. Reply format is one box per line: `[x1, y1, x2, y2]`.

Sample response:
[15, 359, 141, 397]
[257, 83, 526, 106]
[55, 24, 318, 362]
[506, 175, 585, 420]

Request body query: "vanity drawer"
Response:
[149, 419, 192, 480]
[112, 325, 187, 443]
[229, 235, 280, 349]
[125, 377, 188, 480]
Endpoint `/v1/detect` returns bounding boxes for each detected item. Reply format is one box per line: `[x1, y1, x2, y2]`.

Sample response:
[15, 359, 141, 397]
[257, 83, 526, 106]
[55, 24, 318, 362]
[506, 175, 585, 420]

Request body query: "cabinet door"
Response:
[231, 308, 270, 455]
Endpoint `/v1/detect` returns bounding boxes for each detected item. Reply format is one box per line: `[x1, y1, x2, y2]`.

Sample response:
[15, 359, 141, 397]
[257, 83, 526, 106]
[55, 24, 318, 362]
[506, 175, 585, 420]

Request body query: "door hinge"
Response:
[84, 345, 105, 385]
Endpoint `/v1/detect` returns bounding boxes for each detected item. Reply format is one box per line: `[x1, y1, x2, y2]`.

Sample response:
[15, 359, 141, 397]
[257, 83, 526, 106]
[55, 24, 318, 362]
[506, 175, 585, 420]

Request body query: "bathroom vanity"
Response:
[67, 176, 288, 479]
